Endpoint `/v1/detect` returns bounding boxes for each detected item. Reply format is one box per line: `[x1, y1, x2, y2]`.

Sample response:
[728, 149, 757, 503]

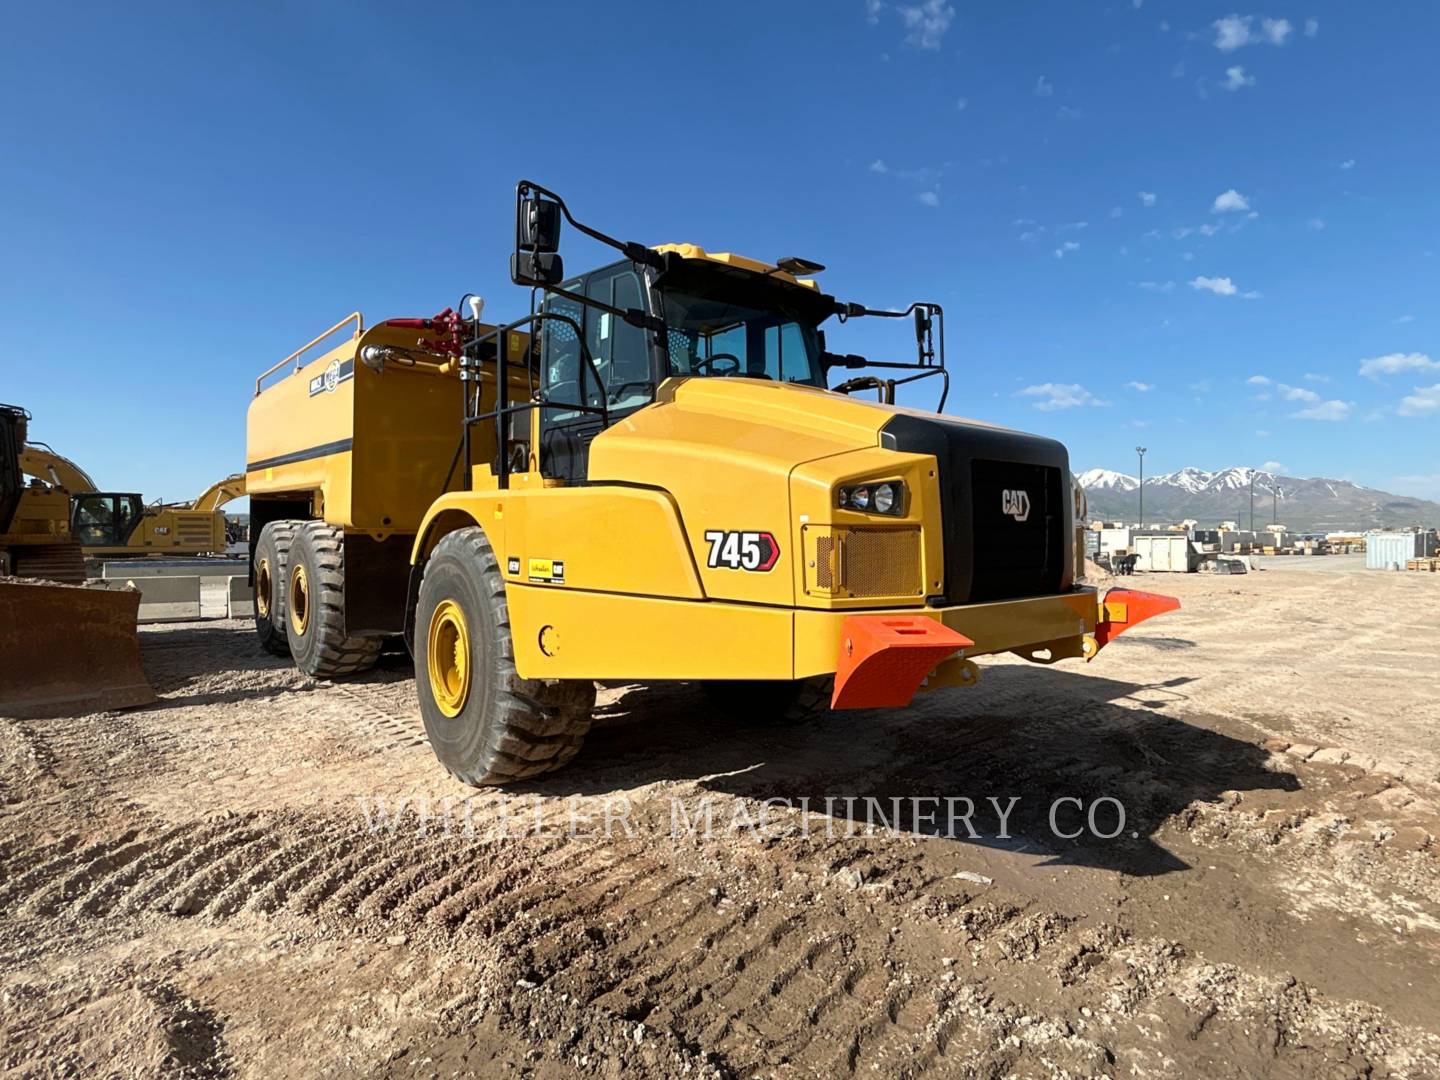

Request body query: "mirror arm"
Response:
[518, 179, 663, 268]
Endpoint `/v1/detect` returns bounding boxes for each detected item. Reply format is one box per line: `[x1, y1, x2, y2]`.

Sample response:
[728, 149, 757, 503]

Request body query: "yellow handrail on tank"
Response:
[255, 312, 365, 395]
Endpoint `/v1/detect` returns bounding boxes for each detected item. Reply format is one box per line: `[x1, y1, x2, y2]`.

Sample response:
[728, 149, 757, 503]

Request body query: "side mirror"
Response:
[517, 197, 562, 254]
[510, 251, 565, 287]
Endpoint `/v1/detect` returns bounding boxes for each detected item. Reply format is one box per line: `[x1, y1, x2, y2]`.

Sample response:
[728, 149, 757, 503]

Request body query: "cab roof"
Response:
[653, 243, 823, 292]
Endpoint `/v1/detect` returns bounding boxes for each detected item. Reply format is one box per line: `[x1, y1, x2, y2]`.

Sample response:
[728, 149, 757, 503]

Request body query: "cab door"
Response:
[537, 264, 655, 483]
[71, 493, 145, 547]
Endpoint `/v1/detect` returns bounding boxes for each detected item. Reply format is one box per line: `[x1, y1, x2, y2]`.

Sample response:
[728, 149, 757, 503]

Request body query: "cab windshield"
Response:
[659, 277, 826, 387]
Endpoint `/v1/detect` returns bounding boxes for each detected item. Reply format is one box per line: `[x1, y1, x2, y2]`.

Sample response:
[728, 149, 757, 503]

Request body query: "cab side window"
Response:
[538, 264, 656, 482]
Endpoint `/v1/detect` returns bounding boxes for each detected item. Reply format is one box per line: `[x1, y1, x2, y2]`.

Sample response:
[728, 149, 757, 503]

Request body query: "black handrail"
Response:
[457, 311, 609, 491]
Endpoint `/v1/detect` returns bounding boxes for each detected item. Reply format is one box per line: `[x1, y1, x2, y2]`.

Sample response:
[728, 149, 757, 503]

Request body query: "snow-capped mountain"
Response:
[1075, 468, 1138, 492]
[1077, 466, 1440, 531]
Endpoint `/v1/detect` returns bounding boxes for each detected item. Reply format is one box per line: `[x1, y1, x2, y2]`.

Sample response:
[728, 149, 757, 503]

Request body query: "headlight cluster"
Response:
[837, 480, 906, 516]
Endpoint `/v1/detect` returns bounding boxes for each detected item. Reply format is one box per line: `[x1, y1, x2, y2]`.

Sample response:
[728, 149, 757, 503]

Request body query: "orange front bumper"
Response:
[830, 616, 973, 709]
[1093, 588, 1181, 647]
[827, 587, 1179, 711]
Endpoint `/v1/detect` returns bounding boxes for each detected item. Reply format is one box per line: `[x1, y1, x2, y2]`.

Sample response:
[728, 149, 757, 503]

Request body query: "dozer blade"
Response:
[0, 581, 156, 719]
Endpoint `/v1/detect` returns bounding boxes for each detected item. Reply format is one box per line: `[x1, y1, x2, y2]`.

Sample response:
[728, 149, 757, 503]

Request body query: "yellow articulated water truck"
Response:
[245, 181, 1177, 785]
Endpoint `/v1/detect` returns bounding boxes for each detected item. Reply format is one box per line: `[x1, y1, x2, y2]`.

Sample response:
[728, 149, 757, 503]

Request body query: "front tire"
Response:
[415, 526, 595, 786]
[254, 521, 298, 656]
[285, 522, 382, 678]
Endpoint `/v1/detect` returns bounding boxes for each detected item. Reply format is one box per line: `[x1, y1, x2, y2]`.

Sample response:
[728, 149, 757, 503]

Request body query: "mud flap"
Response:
[0, 581, 156, 719]
[831, 616, 973, 710]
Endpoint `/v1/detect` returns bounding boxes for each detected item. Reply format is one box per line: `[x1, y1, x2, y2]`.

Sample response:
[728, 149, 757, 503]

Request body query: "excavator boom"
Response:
[18, 442, 98, 494]
[188, 473, 246, 513]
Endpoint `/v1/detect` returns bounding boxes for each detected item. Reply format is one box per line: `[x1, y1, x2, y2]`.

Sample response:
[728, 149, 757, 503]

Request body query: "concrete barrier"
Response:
[122, 575, 203, 623]
[102, 559, 247, 583]
[227, 575, 255, 619]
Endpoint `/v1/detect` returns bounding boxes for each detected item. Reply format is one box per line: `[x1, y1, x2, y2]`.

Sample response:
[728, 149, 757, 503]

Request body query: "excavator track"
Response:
[9, 541, 87, 585]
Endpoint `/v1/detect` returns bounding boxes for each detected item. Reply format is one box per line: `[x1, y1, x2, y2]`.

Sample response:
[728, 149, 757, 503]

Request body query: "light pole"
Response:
[1135, 446, 1147, 527]
[1249, 470, 1256, 535]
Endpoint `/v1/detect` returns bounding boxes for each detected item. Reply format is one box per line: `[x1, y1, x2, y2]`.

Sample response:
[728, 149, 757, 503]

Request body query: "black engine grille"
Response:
[881, 414, 1072, 604]
[968, 458, 1065, 602]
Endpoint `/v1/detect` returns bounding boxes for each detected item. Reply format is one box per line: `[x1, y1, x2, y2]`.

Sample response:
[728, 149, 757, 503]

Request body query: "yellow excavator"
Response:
[18, 443, 240, 558]
[245, 181, 1178, 786]
[1, 404, 154, 718]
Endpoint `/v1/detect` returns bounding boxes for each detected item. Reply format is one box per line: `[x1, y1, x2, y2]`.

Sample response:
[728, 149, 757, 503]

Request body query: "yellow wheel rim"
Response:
[289, 562, 309, 636]
[427, 599, 471, 718]
[256, 557, 272, 619]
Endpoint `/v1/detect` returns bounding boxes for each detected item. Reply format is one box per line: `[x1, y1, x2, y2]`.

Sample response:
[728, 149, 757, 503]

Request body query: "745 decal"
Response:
[704, 530, 780, 572]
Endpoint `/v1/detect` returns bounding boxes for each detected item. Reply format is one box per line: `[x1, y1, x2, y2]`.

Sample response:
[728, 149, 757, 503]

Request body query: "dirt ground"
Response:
[3, 559, 1439, 1078]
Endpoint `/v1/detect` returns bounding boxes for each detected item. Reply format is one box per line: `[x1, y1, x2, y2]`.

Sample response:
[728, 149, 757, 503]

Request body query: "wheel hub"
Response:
[427, 599, 471, 717]
[256, 557, 271, 619]
[288, 562, 309, 636]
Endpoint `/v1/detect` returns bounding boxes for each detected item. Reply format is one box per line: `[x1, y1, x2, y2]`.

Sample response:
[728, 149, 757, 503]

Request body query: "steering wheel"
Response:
[692, 353, 741, 376]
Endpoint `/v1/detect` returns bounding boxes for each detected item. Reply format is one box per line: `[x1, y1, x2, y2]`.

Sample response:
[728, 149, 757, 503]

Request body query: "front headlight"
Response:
[838, 480, 905, 516]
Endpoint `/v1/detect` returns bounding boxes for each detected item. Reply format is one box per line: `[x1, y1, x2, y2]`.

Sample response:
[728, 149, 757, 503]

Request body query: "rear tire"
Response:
[285, 522, 382, 678]
[702, 677, 833, 724]
[415, 526, 595, 786]
[253, 521, 297, 656]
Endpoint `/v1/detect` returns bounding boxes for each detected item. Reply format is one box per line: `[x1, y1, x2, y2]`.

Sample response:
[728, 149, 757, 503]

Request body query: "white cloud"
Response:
[1139, 191, 1157, 207]
[1056, 105, 1082, 120]
[1256, 429, 1271, 438]
[1126, 381, 1154, 392]
[1359, 352, 1440, 379]
[1303, 372, 1331, 383]
[1393, 314, 1414, 324]
[916, 190, 940, 207]
[1214, 14, 1292, 50]
[1213, 14, 1251, 50]
[1138, 280, 1175, 292]
[1339, 158, 1355, 170]
[1034, 75, 1053, 97]
[1262, 17, 1292, 43]
[1019, 230, 1040, 243]
[1018, 383, 1110, 410]
[1399, 384, 1440, 417]
[1110, 205, 1124, 219]
[1291, 399, 1353, 421]
[865, 0, 883, 23]
[1262, 460, 1288, 473]
[1053, 240, 1081, 258]
[956, 97, 968, 111]
[1246, 375, 1271, 385]
[869, 159, 889, 174]
[1223, 66, 1256, 91]
[1190, 275, 1238, 296]
[1278, 384, 1320, 403]
[1304, 17, 1319, 37]
[1242, 290, 1262, 299]
[898, 0, 955, 49]
[1058, 220, 1088, 232]
[1173, 226, 1194, 239]
[1308, 217, 1327, 231]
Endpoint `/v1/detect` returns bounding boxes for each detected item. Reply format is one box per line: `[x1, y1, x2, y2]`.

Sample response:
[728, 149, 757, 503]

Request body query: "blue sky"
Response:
[1, 2, 1436, 504]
